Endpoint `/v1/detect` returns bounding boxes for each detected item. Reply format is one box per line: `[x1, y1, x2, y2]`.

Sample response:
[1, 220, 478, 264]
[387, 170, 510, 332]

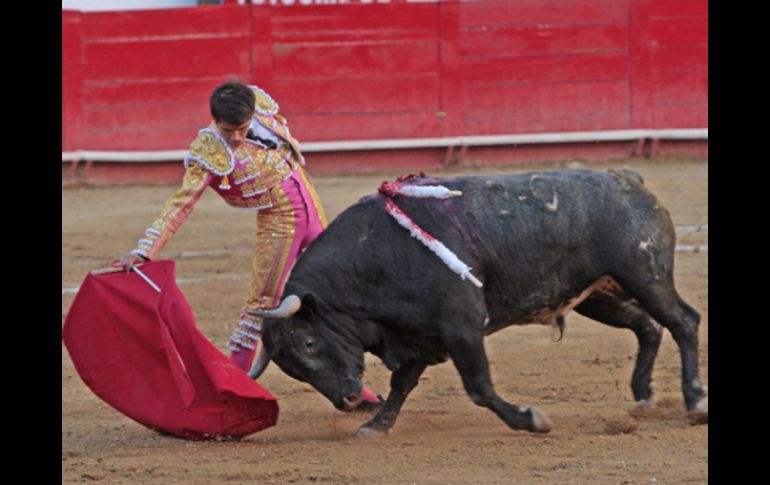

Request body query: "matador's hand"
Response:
[113, 252, 148, 273]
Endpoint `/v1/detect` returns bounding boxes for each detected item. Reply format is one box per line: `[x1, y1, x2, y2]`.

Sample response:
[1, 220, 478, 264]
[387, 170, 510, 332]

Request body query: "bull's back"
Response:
[430, 170, 674, 326]
[434, 169, 667, 257]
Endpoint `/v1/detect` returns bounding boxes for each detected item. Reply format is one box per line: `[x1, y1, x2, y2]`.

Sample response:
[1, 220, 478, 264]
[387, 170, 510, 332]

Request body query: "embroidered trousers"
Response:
[227, 168, 327, 352]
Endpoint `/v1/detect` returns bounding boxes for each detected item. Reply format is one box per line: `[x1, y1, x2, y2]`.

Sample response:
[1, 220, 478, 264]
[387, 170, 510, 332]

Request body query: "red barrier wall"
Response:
[631, 0, 708, 128]
[62, 0, 707, 155]
[266, 3, 443, 141]
[62, 10, 84, 152]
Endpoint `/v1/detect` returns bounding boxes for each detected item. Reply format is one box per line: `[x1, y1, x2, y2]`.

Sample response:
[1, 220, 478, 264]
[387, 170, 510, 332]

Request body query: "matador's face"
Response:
[215, 119, 251, 149]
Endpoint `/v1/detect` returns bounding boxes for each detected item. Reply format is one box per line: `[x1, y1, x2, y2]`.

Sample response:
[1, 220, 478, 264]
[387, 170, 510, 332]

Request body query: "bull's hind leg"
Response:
[442, 325, 551, 433]
[575, 292, 663, 407]
[356, 361, 427, 438]
[613, 275, 707, 420]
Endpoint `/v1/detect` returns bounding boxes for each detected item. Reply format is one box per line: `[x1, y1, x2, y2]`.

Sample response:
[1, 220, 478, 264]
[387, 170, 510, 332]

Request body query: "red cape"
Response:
[62, 260, 279, 440]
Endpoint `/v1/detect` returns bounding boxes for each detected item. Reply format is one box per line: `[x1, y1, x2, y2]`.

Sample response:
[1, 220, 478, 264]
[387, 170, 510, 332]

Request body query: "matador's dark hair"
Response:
[210, 79, 255, 125]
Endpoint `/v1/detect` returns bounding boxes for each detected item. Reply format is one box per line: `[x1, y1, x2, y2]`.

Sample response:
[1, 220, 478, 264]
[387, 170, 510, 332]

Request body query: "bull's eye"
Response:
[304, 338, 315, 352]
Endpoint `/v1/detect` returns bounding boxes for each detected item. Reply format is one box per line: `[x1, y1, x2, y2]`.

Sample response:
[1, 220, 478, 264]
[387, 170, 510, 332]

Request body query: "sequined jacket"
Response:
[131, 113, 305, 260]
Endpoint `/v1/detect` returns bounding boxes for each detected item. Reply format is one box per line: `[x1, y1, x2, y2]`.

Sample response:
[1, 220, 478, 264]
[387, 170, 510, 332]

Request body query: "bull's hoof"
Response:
[687, 397, 708, 425]
[628, 399, 654, 418]
[354, 425, 392, 439]
[634, 398, 654, 410]
[529, 407, 552, 433]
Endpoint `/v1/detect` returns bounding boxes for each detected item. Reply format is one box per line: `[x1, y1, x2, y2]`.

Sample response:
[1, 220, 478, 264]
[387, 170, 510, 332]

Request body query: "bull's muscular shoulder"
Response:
[184, 129, 234, 176]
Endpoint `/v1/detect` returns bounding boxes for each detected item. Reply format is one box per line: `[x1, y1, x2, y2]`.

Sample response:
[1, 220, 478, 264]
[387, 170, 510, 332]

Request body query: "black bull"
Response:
[260, 169, 707, 437]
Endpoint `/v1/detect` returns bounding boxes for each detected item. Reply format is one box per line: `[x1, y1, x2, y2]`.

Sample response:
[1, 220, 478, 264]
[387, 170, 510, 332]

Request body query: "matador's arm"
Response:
[131, 160, 212, 260]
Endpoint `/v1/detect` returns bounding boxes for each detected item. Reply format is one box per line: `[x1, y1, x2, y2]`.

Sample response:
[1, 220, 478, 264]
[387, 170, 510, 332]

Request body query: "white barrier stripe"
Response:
[63, 150, 188, 162]
[676, 224, 708, 233]
[176, 249, 234, 258]
[61, 128, 708, 161]
[63, 249, 243, 265]
[62, 152, 81, 161]
[676, 245, 708, 252]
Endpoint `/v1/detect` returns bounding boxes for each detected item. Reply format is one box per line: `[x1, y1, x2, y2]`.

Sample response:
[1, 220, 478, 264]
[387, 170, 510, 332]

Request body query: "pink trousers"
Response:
[227, 168, 327, 354]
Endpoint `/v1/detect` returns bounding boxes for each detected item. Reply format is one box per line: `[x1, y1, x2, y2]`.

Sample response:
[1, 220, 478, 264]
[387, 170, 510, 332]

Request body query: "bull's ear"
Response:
[297, 293, 319, 322]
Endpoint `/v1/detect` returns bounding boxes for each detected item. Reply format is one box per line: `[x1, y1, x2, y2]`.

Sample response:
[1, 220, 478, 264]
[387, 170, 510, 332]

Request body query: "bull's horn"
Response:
[248, 294, 302, 318]
[248, 344, 270, 380]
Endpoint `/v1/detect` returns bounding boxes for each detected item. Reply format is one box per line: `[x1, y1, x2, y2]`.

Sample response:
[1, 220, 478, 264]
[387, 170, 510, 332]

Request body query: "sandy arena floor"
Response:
[62, 157, 707, 484]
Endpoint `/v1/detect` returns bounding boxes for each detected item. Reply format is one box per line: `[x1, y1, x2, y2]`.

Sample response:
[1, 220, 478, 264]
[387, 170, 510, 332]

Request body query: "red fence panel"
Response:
[79, 5, 250, 150]
[631, 0, 708, 128]
[456, 0, 632, 135]
[61, 0, 708, 154]
[62, 10, 84, 152]
[267, 3, 442, 141]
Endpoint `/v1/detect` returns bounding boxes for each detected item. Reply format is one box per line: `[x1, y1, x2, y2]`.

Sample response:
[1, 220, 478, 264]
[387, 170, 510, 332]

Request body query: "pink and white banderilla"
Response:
[380, 181, 483, 288]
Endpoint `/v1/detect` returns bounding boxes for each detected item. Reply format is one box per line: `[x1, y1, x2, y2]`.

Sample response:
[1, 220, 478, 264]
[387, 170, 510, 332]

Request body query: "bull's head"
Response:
[255, 294, 367, 411]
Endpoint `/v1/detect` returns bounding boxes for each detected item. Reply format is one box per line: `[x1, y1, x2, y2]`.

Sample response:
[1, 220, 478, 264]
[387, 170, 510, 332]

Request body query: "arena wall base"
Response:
[63, 161, 186, 186]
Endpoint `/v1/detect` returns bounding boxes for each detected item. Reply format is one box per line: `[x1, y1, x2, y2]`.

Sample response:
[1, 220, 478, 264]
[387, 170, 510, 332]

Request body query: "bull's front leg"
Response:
[355, 361, 427, 438]
[443, 327, 551, 433]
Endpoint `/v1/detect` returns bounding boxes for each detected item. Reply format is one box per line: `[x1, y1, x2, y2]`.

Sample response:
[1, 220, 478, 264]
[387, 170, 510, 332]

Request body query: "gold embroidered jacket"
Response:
[132, 115, 305, 260]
